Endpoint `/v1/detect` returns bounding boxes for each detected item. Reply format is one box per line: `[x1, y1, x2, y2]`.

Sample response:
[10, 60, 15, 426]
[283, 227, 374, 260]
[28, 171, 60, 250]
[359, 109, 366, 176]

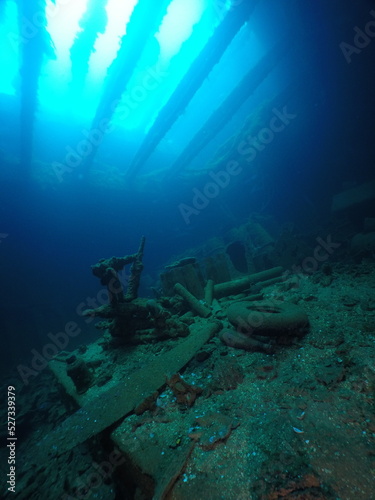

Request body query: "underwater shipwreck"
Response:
[6, 207, 375, 499]
[0, 0, 375, 499]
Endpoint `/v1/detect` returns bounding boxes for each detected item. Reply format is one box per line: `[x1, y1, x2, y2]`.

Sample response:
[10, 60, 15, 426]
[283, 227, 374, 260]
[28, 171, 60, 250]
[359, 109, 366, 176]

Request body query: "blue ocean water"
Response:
[0, 1, 375, 497]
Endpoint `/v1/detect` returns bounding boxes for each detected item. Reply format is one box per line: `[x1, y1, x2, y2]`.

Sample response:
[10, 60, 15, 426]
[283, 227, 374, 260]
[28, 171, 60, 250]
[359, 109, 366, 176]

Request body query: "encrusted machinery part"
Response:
[38, 319, 222, 458]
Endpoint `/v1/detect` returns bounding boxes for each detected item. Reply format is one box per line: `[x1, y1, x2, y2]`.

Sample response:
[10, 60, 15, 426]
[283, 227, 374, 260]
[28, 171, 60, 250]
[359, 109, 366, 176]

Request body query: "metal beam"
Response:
[168, 35, 292, 178]
[83, 0, 172, 172]
[125, 0, 260, 180]
[18, 0, 52, 174]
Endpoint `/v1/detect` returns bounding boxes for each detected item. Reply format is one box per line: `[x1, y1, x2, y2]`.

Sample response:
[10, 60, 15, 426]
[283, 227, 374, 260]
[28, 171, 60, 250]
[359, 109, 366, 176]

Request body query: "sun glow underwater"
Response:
[0, 0, 212, 129]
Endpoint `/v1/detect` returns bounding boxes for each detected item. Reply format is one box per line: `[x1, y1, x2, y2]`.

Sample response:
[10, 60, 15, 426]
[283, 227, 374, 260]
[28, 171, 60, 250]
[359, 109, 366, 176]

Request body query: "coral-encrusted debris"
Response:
[264, 473, 327, 500]
[166, 373, 203, 407]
